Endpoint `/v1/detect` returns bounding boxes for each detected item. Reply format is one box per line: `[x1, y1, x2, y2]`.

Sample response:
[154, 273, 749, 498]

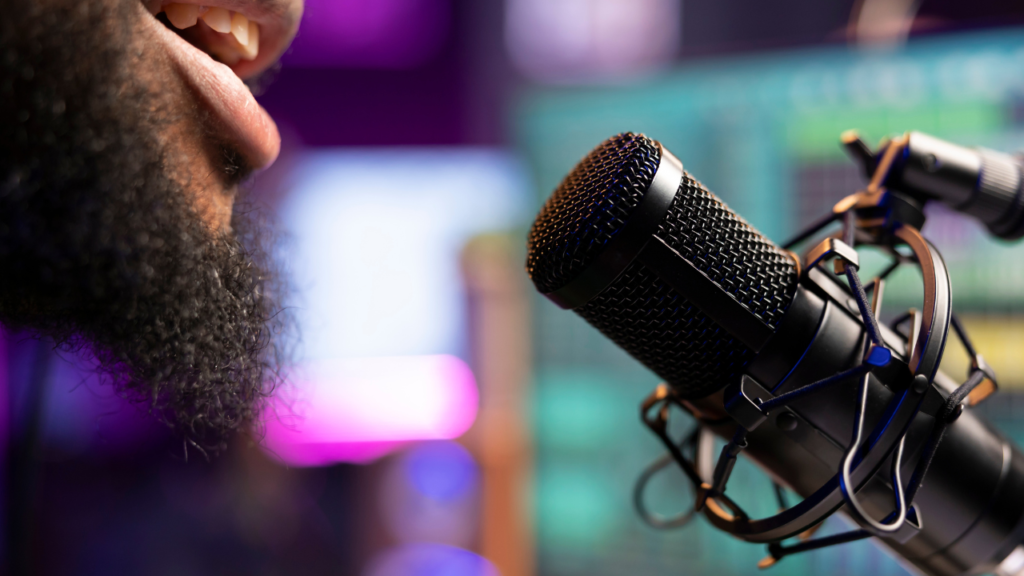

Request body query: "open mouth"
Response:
[158, 5, 262, 67]
[140, 0, 302, 171]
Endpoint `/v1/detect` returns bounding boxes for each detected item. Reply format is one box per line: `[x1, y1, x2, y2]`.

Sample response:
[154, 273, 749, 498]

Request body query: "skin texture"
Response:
[0, 0, 301, 448]
[141, 0, 302, 231]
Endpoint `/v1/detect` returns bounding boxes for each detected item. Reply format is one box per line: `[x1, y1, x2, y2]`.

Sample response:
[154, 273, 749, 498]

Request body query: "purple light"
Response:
[261, 355, 478, 466]
[0, 332, 6, 457]
[42, 353, 166, 455]
[381, 442, 481, 546]
[505, 0, 680, 83]
[364, 543, 499, 576]
[283, 0, 451, 69]
[405, 441, 478, 502]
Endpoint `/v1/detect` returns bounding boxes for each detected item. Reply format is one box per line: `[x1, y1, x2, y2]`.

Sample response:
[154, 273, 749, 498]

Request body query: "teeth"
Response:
[158, 4, 260, 65]
[164, 3, 200, 29]
[239, 20, 259, 61]
[230, 12, 249, 46]
[201, 7, 232, 33]
[209, 42, 241, 66]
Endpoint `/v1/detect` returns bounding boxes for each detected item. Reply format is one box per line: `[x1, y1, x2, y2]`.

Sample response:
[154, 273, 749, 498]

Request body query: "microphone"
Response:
[843, 130, 1024, 240]
[526, 132, 1024, 576]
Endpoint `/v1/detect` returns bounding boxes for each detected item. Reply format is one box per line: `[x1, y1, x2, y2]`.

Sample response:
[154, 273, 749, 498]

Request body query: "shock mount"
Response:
[633, 131, 1000, 569]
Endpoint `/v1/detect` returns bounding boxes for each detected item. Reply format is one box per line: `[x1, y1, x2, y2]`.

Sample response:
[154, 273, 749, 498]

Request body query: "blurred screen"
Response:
[263, 149, 529, 465]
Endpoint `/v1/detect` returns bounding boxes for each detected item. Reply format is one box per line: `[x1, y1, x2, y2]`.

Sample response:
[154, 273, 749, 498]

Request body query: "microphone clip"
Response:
[634, 128, 1007, 571]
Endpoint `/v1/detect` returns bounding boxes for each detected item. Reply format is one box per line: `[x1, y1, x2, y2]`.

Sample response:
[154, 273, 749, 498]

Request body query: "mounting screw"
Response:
[724, 376, 770, 431]
[912, 374, 929, 394]
[865, 344, 892, 367]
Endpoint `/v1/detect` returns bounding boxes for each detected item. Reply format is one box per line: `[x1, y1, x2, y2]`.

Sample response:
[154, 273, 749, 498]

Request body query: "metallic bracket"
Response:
[805, 237, 860, 275]
[724, 375, 772, 431]
[906, 309, 922, 360]
[834, 132, 911, 211]
[885, 506, 923, 544]
[968, 377, 998, 406]
[968, 355, 998, 406]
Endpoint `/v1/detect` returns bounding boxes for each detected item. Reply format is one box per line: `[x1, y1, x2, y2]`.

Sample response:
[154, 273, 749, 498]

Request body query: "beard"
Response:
[0, 0, 288, 449]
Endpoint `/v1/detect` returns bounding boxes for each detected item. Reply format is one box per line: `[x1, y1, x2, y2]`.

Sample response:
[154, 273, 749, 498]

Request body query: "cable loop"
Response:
[634, 453, 698, 529]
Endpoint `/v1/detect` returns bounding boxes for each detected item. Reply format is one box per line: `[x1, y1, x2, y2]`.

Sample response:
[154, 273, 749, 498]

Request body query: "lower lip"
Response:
[147, 16, 281, 170]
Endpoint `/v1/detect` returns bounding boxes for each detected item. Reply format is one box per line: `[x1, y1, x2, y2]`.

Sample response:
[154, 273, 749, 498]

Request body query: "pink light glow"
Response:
[0, 332, 6, 459]
[261, 355, 478, 466]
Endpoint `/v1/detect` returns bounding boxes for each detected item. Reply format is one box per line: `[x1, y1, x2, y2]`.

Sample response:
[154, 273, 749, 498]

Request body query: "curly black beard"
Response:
[0, 0, 288, 449]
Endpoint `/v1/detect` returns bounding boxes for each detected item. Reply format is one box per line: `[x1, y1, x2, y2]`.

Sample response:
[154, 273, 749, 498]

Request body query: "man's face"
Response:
[0, 0, 302, 446]
[138, 0, 303, 230]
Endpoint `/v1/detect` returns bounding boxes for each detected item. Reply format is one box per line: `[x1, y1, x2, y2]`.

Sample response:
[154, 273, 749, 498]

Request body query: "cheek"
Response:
[132, 46, 237, 233]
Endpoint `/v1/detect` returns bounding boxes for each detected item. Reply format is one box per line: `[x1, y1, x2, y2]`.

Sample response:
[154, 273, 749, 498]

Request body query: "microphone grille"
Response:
[526, 133, 798, 398]
[655, 181, 797, 328]
[526, 132, 660, 294]
[575, 172, 798, 397]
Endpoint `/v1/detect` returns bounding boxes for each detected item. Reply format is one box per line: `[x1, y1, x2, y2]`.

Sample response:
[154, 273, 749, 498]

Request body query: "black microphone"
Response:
[526, 132, 1024, 576]
[844, 130, 1024, 240]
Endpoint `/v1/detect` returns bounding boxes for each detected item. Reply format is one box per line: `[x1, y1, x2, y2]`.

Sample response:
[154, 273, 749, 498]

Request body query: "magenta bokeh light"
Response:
[364, 543, 499, 576]
[283, 0, 451, 69]
[0, 333, 6, 457]
[261, 355, 478, 466]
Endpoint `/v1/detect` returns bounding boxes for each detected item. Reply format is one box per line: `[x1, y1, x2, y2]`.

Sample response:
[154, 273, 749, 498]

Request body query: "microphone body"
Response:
[526, 133, 1024, 575]
[739, 272, 1024, 575]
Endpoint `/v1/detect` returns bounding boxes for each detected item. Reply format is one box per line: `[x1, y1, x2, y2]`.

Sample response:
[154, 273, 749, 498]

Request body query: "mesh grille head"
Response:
[654, 173, 797, 330]
[576, 261, 755, 397]
[526, 134, 798, 399]
[526, 132, 660, 294]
